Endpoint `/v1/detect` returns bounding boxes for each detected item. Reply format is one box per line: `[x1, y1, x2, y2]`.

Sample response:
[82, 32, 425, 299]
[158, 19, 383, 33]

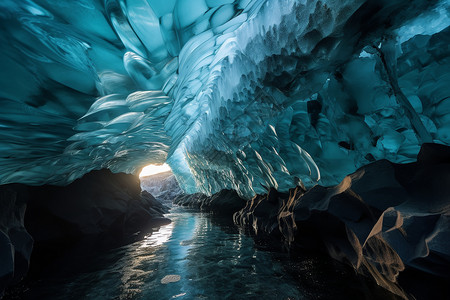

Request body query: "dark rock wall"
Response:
[174, 189, 246, 216]
[0, 169, 169, 297]
[234, 143, 450, 299]
[0, 185, 33, 298]
[26, 169, 169, 241]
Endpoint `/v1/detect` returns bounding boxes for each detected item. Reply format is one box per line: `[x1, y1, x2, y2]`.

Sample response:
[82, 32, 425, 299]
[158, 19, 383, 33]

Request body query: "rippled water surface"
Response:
[13, 207, 402, 300]
[22, 208, 304, 299]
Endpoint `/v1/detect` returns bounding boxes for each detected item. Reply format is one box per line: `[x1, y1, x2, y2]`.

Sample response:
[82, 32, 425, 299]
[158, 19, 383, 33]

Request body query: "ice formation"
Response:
[0, 0, 449, 198]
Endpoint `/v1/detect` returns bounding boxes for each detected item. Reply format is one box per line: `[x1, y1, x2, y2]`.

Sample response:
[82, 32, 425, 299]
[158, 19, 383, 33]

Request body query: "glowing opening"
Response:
[139, 163, 171, 177]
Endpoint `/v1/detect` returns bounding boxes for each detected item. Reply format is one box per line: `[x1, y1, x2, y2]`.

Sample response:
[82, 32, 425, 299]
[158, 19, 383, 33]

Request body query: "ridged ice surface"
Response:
[0, 0, 449, 197]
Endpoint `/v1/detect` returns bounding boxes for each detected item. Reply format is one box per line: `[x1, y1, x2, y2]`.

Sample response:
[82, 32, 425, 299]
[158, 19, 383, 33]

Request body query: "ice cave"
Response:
[1, 0, 449, 299]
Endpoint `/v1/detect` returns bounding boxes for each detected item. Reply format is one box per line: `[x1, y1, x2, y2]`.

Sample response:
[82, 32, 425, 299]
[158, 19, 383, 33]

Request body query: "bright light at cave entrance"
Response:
[139, 163, 171, 177]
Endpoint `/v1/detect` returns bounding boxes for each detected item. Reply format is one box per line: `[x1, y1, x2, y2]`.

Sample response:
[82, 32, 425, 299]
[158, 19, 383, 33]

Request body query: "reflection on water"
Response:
[22, 208, 302, 299]
[13, 207, 404, 300]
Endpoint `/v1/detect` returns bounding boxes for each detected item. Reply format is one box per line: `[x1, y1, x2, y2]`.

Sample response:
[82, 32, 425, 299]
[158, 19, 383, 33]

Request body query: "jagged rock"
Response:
[233, 143, 450, 299]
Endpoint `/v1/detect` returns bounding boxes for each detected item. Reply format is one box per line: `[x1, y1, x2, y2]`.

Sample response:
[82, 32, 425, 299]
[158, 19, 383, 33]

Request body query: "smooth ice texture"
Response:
[0, 0, 450, 198]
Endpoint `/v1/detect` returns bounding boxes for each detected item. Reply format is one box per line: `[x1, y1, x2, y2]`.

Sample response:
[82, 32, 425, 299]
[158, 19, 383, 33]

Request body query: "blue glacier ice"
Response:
[0, 0, 449, 199]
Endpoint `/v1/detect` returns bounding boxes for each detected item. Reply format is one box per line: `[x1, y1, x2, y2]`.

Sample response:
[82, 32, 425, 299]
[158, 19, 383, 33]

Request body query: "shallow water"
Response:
[11, 207, 401, 300]
[18, 208, 302, 299]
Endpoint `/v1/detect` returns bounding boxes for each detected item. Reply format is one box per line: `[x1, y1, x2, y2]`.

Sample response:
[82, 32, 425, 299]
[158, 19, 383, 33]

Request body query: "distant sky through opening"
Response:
[139, 163, 171, 177]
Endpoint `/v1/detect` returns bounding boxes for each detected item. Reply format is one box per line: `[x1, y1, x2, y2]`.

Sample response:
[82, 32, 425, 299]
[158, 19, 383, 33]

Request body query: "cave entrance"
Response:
[139, 163, 181, 206]
[139, 163, 171, 177]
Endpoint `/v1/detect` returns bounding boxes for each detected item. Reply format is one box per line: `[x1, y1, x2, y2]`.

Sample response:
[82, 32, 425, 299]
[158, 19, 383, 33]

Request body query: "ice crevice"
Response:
[0, 0, 449, 200]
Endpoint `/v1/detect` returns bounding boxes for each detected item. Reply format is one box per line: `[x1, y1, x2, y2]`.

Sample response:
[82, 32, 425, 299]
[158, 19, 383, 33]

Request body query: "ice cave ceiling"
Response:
[0, 0, 449, 198]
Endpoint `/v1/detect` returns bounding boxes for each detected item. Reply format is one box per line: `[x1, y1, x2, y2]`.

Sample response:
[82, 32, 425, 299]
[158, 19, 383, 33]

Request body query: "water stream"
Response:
[12, 207, 400, 300]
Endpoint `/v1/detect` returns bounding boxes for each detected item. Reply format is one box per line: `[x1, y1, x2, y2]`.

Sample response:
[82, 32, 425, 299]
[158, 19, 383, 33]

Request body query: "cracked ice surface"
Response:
[0, 0, 449, 198]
